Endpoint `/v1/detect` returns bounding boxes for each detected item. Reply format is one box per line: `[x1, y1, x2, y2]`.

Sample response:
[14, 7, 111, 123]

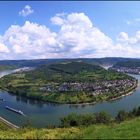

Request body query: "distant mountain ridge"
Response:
[113, 60, 140, 68]
[0, 57, 140, 68]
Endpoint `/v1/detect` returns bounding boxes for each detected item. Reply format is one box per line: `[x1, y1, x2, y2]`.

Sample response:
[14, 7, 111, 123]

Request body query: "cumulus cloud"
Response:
[19, 5, 34, 17]
[1, 12, 140, 59]
[1, 21, 57, 59]
[117, 32, 128, 42]
[0, 43, 9, 53]
[51, 12, 115, 58]
[51, 12, 67, 25]
[117, 31, 140, 46]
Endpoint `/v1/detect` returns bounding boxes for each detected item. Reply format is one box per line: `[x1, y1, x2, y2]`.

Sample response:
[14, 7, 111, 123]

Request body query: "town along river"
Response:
[0, 70, 140, 128]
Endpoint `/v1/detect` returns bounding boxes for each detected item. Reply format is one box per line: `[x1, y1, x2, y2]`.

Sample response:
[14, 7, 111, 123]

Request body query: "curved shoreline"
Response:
[69, 85, 138, 106]
[0, 69, 138, 106]
[109, 88, 136, 102]
[1, 82, 137, 106]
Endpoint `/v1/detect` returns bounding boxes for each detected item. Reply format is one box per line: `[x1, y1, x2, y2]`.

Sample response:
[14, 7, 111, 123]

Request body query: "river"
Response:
[0, 70, 140, 128]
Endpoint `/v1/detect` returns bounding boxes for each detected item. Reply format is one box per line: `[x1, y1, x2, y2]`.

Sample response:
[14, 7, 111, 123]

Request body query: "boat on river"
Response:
[5, 106, 25, 116]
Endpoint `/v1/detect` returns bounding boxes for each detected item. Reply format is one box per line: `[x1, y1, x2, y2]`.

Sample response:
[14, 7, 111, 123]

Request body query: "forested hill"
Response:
[23, 61, 130, 82]
[113, 60, 140, 68]
[0, 57, 137, 69]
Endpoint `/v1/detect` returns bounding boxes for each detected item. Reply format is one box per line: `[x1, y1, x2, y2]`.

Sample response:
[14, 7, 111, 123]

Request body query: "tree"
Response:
[136, 106, 140, 116]
[95, 112, 112, 124]
[115, 110, 128, 122]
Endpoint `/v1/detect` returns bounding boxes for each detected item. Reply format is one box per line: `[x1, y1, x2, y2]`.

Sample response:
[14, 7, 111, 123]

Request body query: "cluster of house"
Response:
[110, 67, 140, 74]
[39, 78, 137, 96]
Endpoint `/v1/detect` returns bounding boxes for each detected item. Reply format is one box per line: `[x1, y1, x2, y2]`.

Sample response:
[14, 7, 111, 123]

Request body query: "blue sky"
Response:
[0, 2, 140, 37]
[1, 1, 140, 59]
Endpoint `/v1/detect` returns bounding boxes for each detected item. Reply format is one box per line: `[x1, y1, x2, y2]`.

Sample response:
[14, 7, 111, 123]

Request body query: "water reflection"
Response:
[14, 94, 62, 108]
[69, 104, 79, 108]
[16, 96, 28, 103]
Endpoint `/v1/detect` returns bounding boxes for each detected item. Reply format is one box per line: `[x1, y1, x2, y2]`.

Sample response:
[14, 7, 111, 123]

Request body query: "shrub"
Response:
[136, 106, 140, 116]
[115, 110, 128, 122]
[61, 113, 80, 127]
[61, 112, 112, 127]
[95, 112, 112, 124]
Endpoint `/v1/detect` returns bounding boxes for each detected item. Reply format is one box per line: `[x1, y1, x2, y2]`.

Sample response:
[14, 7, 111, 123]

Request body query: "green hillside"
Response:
[0, 61, 137, 104]
[0, 65, 17, 71]
[113, 60, 140, 68]
[1, 117, 140, 139]
[23, 61, 128, 82]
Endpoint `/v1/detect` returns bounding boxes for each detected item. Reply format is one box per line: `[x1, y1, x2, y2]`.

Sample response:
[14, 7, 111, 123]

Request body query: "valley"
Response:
[0, 58, 140, 129]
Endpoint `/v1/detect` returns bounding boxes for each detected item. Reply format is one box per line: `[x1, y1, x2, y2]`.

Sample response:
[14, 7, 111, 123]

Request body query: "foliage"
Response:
[115, 110, 128, 122]
[0, 65, 17, 71]
[1, 112, 140, 139]
[1, 107, 140, 139]
[0, 61, 136, 104]
[113, 59, 140, 68]
[61, 112, 112, 127]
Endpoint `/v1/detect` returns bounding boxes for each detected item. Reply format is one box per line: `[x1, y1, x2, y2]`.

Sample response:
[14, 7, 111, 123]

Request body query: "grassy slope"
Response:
[1, 117, 140, 139]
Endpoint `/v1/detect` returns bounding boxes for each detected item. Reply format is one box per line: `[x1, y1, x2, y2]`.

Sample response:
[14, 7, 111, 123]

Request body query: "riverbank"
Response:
[110, 90, 135, 102]
[1, 80, 138, 106]
[109, 82, 138, 102]
[69, 87, 137, 106]
[0, 117, 19, 129]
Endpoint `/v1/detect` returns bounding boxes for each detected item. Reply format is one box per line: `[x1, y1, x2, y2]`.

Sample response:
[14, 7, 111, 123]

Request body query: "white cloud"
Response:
[51, 16, 64, 25]
[52, 12, 113, 57]
[51, 12, 67, 25]
[0, 43, 9, 53]
[117, 31, 140, 45]
[117, 32, 128, 42]
[19, 5, 34, 17]
[1, 21, 57, 59]
[1, 12, 140, 59]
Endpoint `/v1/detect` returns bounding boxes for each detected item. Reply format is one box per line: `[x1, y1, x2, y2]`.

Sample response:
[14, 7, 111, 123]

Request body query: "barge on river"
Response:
[5, 106, 25, 116]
